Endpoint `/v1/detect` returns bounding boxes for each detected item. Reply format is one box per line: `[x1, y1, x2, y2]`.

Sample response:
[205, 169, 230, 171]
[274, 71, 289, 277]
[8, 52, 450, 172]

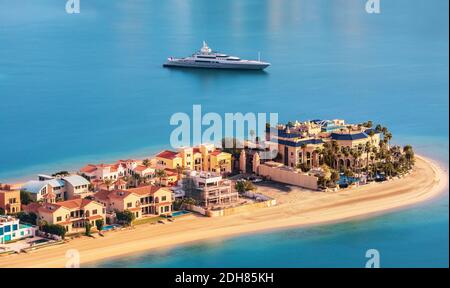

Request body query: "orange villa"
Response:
[0, 185, 21, 214]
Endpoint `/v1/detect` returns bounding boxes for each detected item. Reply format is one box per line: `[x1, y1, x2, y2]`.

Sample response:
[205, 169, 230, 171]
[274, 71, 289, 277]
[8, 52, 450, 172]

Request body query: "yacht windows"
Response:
[196, 55, 216, 59]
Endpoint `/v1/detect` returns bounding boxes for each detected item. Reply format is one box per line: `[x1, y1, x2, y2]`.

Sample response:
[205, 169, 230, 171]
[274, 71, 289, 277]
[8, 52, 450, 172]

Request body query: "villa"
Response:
[182, 171, 238, 208]
[0, 216, 36, 244]
[268, 119, 381, 170]
[93, 185, 173, 219]
[0, 185, 21, 214]
[155, 144, 232, 175]
[133, 165, 155, 178]
[79, 159, 139, 181]
[229, 119, 387, 190]
[21, 174, 91, 202]
[24, 198, 106, 234]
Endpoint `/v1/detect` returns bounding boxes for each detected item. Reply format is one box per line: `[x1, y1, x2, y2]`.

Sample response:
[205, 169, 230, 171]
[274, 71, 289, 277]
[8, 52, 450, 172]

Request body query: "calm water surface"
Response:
[0, 0, 448, 267]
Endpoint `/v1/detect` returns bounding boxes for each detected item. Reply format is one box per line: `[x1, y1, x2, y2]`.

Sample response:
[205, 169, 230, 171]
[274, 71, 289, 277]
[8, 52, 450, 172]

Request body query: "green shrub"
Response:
[42, 224, 66, 239]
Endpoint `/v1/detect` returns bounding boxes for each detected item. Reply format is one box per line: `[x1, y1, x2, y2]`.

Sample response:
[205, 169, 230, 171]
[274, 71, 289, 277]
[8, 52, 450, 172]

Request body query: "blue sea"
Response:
[0, 0, 448, 267]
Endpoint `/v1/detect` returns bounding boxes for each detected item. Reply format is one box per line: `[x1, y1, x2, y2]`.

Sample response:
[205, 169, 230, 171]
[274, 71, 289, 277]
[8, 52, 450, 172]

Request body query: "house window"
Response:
[92, 209, 97, 215]
[164, 206, 169, 212]
[162, 196, 167, 201]
[127, 203, 132, 208]
[57, 216, 62, 222]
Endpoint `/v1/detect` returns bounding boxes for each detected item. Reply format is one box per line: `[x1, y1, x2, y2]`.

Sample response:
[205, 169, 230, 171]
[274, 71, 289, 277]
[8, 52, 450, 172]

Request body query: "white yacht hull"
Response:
[163, 59, 270, 70]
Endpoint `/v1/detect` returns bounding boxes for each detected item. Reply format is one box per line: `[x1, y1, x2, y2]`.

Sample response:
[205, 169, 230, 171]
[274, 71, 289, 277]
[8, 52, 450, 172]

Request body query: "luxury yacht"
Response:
[163, 41, 270, 70]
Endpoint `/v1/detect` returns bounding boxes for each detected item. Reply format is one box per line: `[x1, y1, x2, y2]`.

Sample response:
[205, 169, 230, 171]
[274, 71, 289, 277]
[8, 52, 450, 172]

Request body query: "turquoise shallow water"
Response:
[0, 0, 448, 267]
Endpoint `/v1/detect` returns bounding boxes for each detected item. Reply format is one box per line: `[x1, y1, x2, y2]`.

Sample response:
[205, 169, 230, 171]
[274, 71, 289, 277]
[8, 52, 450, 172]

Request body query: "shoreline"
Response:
[0, 155, 447, 268]
[0, 144, 167, 184]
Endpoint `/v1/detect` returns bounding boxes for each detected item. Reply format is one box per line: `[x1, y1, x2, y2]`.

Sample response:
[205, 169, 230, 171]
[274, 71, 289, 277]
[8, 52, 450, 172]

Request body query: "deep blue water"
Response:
[0, 0, 448, 267]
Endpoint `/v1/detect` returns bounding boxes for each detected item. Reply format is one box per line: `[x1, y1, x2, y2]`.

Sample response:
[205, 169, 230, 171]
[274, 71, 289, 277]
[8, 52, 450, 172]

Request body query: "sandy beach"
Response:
[0, 155, 447, 268]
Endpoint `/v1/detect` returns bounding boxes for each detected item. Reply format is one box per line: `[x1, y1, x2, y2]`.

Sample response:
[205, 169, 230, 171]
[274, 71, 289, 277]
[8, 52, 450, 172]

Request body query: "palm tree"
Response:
[132, 173, 142, 187]
[403, 145, 415, 169]
[364, 141, 371, 174]
[142, 158, 151, 167]
[121, 175, 133, 188]
[375, 124, 383, 133]
[385, 132, 392, 147]
[38, 219, 47, 231]
[176, 166, 184, 181]
[103, 179, 113, 190]
[155, 169, 167, 186]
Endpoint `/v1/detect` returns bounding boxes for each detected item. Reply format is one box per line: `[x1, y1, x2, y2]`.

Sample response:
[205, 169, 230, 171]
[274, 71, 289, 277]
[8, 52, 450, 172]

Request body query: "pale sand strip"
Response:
[0, 156, 447, 268]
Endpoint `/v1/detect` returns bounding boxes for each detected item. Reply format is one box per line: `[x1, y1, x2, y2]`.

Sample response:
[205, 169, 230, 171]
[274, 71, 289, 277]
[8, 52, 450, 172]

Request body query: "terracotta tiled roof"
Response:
[134, 165, 150, 172]
[164, 169, 179, 176]
[43, 192, 56, 199]
[80, 164, 97, 173]
[117, 159, 138, 164]
[108, 190, 134, 199]
[57, 198, 94, 210]
[127, 185, 162, 196]
[114, 178, 127, 185]
[93, 189, 135, 201]
[156, 150, 180, 160]
[93, 190, 110, 201]
[210, 150, 224, 156]
[25, 198, 100, 215]
[25, 202, 63, 214]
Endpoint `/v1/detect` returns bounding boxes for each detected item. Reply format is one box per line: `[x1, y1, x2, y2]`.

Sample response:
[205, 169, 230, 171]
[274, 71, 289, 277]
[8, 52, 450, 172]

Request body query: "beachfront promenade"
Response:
[0, 156, 446, 268]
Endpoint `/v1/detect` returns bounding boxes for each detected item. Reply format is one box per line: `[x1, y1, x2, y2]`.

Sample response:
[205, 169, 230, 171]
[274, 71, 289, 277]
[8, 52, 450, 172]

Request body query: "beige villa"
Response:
[269, 119, 381, 170]
[24, 198, 106, 234]
[93, 185, 173, 219]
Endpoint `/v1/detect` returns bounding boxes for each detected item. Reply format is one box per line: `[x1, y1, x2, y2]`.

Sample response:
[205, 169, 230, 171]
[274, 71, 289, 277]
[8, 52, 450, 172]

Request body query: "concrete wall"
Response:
[257, 164, 318, 190]
[210, 200, 277, 217]
[186, 200, 276, 217]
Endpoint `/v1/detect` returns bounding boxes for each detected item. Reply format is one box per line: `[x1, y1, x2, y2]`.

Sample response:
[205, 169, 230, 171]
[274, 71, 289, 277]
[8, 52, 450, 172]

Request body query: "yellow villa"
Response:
[155, 144, 232, 174]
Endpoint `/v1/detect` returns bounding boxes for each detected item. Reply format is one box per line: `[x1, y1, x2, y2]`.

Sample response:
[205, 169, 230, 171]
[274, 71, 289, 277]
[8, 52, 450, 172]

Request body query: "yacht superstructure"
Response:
[163, 41, 270, 70]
